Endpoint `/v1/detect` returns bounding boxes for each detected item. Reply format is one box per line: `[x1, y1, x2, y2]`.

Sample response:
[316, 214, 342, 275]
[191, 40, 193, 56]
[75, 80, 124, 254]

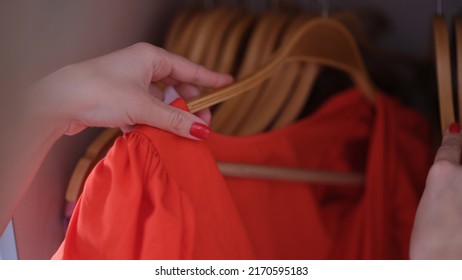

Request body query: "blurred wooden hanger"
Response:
[164, 10, 193, 51]
[202, 7, 241, 69]
[271, 14, 321, 130]
[334, 11, 376, 53]
[433, 14, 455, 133]
[214, 13, 256, 75]
[271, 63, 321, 130]
[212, 13, 274, 133]
[212, 11, 377, 135]
[272, 11, 375, 130]
[174, 10, 205, 56]
[233, 12, 292, 135]
[238, 13, 314, 134]
[456, 15, 462, 124]
[187, 7, 229, 64]
[241, 11, 383, 134]
[188, 17, 376, 113]
[165, 6, 378, 132]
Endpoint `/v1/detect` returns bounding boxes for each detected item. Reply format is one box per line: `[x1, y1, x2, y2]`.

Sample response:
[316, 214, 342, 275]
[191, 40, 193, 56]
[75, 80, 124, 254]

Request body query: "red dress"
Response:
[53, 89, 433, 259]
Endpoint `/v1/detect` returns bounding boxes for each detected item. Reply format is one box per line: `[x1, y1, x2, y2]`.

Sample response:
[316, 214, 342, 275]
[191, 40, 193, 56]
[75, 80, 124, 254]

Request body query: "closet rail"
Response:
[218, 163, 364, 185]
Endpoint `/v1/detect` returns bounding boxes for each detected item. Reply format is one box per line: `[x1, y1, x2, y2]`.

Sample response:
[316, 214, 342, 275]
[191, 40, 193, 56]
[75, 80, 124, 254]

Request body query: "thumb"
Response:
[141, 97, 211, 140]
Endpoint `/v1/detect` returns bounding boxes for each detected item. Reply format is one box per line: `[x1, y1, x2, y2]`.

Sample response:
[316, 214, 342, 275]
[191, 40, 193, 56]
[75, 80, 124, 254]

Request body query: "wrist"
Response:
[22, 71, 71, 138]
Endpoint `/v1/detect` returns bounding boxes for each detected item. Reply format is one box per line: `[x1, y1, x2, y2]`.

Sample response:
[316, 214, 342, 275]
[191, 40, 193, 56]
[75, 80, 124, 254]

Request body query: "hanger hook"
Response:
[436, 0, 443, 15]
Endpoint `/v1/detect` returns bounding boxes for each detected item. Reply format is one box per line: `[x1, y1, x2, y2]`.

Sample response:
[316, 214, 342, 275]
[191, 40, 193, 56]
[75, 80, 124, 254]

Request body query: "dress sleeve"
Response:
[53, 130, 194, 259]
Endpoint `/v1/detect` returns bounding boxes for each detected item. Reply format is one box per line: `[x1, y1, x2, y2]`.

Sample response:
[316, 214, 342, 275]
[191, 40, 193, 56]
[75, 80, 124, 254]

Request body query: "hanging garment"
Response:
[53, 88, 433, 260]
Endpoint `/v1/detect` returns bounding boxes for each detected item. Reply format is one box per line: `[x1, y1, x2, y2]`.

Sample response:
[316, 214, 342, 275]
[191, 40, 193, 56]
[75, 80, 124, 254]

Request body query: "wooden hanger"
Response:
[233, 12, 293, 135]
[213, 13, 277, 134]
[164, 10, 193, 51]
[214, 14, 257, 75]
[187, 17, 376, 113]
[237, 60, 299, 134]
[270, 12, 360, 131]
[456, 15, 462, 124]
[187, 7, 230, 64]
[211, 13, 273, 133]
[202, 7, 241, 70]
[237, 13, 312, 135]
[271, 62, 321, 129]
[433, 15, 455, 133]
[333, 11, 376, 53]
[266, 12, 317, 131]
[240, 11, 379, 134]
[169, 7, 247, 96]
[173, 10, 205, 56]
[166, 10, 376, 131]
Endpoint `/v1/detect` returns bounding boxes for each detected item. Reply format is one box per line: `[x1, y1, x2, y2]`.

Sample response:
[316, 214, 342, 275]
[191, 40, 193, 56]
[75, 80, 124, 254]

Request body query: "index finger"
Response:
[154, 48, 234, 88]
[434, 130, 462, 164]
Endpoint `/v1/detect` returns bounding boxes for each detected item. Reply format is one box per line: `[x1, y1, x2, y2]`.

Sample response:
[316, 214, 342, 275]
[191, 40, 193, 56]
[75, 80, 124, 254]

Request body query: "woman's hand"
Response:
[28, 42, 233, 140]
[410, 123, 462, 259]
[0, 43, 233, 234]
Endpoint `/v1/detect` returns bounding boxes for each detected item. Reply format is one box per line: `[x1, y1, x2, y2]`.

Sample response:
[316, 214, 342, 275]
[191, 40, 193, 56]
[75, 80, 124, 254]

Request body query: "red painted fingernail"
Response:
[190, 122, 210, 139]
[449, 122, 461, 133]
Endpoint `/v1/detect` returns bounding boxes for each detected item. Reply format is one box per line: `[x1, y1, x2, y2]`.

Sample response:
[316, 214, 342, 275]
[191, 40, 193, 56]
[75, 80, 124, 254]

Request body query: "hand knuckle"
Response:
[130, 42, 154, 53]
[443, 137, 461, 149]
[193, 65, 202, 84]
[168, 110, 185, 132]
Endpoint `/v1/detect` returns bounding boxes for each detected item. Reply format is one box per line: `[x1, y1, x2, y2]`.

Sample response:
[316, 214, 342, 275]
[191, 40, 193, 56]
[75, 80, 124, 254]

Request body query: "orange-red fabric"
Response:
[53, 88, 433, 259]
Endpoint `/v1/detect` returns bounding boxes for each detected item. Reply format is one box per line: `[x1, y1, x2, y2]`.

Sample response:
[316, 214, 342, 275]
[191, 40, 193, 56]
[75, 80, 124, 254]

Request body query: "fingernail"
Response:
[190, 122, 210, 139]
[449, 122, 461, 133]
